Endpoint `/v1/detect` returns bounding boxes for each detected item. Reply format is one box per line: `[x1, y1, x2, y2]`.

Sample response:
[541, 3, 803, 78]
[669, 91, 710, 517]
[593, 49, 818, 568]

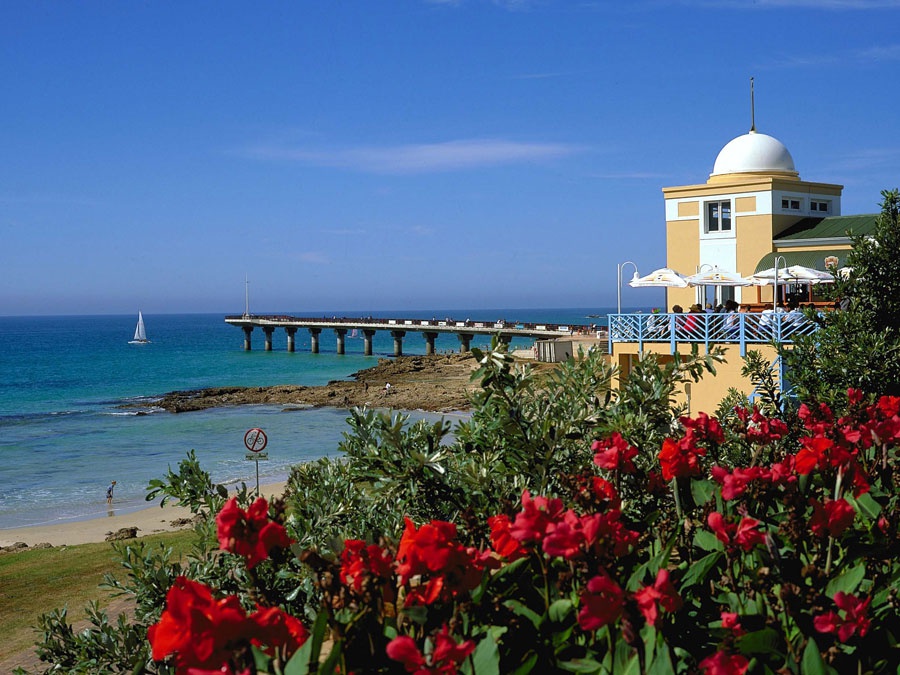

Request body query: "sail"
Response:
[131, 312, 148, 343]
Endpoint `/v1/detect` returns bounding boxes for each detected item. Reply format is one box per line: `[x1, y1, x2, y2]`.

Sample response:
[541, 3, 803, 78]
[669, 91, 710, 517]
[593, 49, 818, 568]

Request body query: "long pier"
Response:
[224, 314, 595, 356]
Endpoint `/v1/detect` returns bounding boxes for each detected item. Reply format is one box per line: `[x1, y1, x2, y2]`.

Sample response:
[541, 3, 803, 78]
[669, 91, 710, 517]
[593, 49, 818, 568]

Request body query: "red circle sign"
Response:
[244, 428, 267, 453]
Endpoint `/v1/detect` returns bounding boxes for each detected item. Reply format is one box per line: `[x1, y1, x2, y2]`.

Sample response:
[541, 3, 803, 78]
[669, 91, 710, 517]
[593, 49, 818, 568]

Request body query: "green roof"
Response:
[776, 214, 879, 242]
[754, 249, 851, 274]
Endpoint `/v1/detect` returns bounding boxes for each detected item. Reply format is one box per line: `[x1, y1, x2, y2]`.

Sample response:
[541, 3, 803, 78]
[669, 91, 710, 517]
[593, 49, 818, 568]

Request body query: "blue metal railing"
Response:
[607, 311, 819, 356]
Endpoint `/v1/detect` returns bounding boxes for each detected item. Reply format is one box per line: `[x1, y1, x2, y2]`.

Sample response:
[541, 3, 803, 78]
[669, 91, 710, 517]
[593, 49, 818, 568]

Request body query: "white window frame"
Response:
[781, 197, 802, 211]
[810, 200, 830, 214]
[705, 200, 732, 234]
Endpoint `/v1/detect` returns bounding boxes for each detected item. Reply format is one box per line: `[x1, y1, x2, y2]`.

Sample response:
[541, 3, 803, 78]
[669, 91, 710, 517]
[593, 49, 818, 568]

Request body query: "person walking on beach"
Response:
[106, 480, 116, 505]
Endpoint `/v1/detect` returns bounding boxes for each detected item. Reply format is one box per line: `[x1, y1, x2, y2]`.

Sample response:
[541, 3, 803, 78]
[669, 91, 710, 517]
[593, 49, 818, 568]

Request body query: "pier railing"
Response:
[608, 311, 819, 356]
[224, 315, 597, 336]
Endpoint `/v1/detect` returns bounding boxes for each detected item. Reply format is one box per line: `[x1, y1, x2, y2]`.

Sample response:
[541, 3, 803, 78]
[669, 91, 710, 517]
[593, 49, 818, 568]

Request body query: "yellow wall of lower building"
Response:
[666, 215, 700, 310]
[611, 342, 781, 414]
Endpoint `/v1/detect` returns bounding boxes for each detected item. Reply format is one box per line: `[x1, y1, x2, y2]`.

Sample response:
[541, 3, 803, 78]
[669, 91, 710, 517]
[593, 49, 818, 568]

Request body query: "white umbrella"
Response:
[749, 265, 834, 285]
[685, 267, 751, 287]
[629, 267, 689, 288]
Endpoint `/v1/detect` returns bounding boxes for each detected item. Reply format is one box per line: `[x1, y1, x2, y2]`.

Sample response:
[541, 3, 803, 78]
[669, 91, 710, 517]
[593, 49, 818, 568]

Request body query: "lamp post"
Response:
[696, 263, 713, 306]
[773, 255, 787, 312]
[617, 261, 640, 315]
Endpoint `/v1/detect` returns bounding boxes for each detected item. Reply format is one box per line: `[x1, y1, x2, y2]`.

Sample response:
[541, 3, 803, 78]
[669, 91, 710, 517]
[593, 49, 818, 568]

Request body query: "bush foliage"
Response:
[22, 190, 900, 674]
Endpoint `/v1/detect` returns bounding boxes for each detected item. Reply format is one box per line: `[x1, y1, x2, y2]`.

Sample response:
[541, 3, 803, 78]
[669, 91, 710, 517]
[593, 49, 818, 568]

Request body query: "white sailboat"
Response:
[129, 312, 150, 344]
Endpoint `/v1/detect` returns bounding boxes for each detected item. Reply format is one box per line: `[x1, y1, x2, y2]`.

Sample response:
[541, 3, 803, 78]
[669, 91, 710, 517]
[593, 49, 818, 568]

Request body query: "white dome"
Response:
[711, 131, 796, 176]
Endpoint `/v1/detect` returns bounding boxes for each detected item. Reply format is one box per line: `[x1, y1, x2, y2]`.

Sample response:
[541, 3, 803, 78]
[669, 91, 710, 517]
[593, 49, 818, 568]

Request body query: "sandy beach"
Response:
[0, 481, 287, 549]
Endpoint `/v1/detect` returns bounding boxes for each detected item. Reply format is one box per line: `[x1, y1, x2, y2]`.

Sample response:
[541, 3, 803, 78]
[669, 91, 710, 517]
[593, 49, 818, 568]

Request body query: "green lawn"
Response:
[0, 530, 194, 663]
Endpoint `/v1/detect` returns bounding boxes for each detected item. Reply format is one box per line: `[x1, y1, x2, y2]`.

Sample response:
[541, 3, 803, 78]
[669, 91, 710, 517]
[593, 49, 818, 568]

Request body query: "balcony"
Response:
[608, 311, 819, 356]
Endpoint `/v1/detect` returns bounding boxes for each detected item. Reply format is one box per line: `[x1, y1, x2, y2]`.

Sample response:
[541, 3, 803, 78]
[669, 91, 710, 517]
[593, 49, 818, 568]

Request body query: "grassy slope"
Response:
[0, 530, 194, 663]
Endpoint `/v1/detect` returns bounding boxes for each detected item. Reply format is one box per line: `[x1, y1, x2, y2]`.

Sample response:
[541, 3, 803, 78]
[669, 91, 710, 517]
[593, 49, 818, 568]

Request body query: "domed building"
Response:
[662, 127, 869, 309]
[609, 125, 879, 413]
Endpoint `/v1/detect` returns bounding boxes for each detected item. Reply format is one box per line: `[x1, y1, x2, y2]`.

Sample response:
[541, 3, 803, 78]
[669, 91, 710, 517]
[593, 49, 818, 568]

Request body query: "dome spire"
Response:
[750, 76, 756, 133]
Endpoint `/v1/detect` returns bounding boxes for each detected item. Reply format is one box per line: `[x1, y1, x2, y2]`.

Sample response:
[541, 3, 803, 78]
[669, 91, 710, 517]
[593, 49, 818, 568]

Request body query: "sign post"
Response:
[243, 427, 268, 496]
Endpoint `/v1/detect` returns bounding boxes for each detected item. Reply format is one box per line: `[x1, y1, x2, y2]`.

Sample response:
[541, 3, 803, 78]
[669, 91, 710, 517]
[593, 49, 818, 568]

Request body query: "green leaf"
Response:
[285, 610, 329, 675]
[693, 529, 724, 553]
[465, 629, 502, 675]
[504, 599, 544, 629]
[690, 478, 716, 506]
[736, 627, 781, 655]
[680, 551, 723, 588]
[825, 561, 866, 597]
[549, 599, 574, 623]
[800, 637, 828, 675]
[853, 491, 882, 520]
[510, 653, 538, 675]
[557, 657, 603, 673]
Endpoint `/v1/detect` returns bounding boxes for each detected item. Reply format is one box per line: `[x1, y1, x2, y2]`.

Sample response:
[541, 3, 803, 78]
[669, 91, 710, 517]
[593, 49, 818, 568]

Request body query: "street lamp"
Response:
[773, 255, 787, 312]
[617, 261, 640, 315]
[696, 263, 713, 306]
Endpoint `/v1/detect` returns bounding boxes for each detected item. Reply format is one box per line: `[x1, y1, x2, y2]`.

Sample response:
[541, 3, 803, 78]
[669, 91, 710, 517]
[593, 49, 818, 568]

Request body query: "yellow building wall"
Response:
[612, 342, 781, 414]
[666, 212, 700, 310]
[734, 196, 757, 213]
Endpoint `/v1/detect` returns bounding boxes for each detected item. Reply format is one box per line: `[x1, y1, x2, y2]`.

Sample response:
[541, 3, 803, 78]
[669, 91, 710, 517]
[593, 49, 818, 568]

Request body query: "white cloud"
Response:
[856, 44, 900, 61]
[244, 138, 582, 174]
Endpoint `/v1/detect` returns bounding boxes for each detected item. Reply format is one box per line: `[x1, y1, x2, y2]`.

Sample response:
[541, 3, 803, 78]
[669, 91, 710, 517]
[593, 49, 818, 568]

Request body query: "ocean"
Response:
[0, 309, 622, 530]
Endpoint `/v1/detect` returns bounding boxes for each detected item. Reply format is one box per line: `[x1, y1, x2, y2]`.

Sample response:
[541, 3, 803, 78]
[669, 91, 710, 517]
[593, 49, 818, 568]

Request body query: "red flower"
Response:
[488, 514, 528, 561]
[249, 605, 309, 659]
[633, 569, 681, 626]
[707, 512, 765, 552]
[216, 497, 293, 569]
[794, 436, 834, 474]
[585, 509, 640, 558]
[699, 650, 749, 675]
[877, 394, 900, 418]
[395, 518, 482, 605]
[679, 412, 725, 445]
[658, 436, 706, 481]
[340, 539, 395, 593]
[386, 625, 475, 674]
[542, 509, 591, 559]
[735, 406, 789, 445]
[578, 574, 625, 631]
[809, 498, 856, 538]
[720, 611, 745, 636]
[710, 465, 764, 501]
[592, 433, 639, 473]
[814, 592, 871, 642]
[386, 635, 426, 673]
[590, 476, 622, 508]
[148, 576, 248, 670]
[510, 491, 566, 544]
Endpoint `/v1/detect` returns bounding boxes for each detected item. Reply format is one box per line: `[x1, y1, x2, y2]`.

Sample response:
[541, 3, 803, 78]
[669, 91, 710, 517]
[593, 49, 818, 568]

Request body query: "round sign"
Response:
[244, 428, 268, 453]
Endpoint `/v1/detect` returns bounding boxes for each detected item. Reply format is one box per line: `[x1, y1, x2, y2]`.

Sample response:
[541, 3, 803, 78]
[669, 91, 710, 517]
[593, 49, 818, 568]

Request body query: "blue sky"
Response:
[3, 1, 899, 316]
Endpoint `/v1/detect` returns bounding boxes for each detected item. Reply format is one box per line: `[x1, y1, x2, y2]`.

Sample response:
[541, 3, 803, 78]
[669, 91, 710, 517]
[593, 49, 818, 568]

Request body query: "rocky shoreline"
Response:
[129, 353, 480, 414]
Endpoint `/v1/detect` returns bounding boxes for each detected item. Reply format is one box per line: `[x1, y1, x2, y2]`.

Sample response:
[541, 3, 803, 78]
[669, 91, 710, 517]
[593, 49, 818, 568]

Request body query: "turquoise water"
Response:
[0, 309, 620, 529]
